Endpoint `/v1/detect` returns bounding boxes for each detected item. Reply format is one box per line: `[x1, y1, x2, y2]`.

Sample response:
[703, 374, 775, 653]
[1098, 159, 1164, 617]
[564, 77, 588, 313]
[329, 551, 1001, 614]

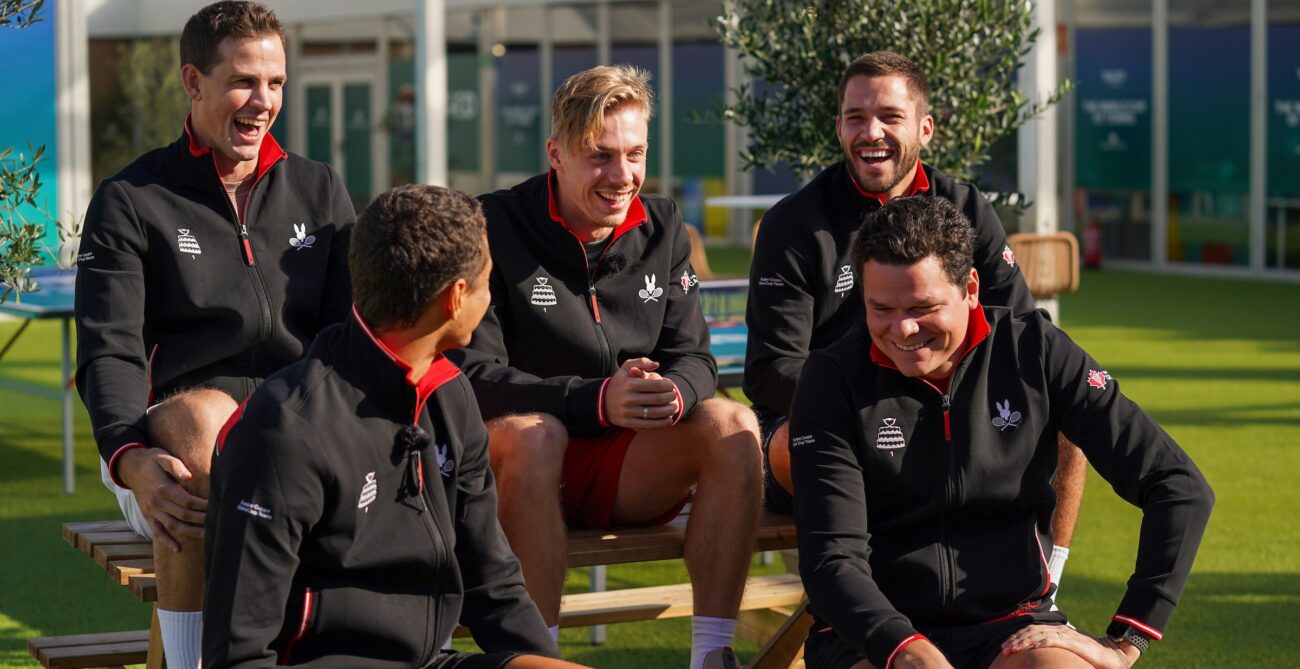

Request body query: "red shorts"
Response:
[561, 428, 690, 530]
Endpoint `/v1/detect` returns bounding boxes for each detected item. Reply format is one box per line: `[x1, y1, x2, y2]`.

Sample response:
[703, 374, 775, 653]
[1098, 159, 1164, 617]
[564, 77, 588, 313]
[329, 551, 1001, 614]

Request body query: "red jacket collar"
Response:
[350, 306, 461, 414]
[869, 303, 991, 381]
[546, 169, 648, 243]
[849, 158, 931, 205]
[184, 115, 287, 182]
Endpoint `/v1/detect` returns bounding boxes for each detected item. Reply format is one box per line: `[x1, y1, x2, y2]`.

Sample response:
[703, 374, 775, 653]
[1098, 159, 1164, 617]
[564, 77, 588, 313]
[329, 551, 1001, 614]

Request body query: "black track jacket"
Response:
[450, 172, 717, 436]
[204, 310, 556, 668]
[75, 123, 353, 481]
[790, 307, 1213, 669]
[745, 162, 1034, 422]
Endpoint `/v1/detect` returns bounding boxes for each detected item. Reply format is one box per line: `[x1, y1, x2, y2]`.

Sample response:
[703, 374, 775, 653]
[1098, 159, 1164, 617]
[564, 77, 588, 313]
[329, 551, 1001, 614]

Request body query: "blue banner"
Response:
[1075, 29, 1152, 191]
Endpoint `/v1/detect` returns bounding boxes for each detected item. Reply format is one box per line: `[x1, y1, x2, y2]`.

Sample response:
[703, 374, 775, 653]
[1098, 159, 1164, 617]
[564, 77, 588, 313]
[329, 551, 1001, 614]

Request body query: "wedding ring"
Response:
[642, 406, 649, 419]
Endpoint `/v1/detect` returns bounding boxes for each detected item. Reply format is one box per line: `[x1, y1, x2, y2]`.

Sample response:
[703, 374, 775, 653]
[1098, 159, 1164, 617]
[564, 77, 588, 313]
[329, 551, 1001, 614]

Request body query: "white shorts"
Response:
[100, 456, 153, 540]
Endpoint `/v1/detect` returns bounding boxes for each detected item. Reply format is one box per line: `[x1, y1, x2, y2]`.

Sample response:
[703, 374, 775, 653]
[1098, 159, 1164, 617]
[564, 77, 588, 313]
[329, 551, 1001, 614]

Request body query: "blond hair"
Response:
[551, 65, 655, 150]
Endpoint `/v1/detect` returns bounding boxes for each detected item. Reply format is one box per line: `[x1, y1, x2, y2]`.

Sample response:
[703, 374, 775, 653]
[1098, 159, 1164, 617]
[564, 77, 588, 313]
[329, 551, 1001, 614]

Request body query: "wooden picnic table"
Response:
[47, 510, 810, 669]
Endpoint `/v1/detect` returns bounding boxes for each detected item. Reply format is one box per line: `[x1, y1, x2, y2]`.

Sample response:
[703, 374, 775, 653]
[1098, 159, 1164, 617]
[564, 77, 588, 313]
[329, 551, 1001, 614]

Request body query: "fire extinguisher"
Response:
[1083, 220, 1102, 269]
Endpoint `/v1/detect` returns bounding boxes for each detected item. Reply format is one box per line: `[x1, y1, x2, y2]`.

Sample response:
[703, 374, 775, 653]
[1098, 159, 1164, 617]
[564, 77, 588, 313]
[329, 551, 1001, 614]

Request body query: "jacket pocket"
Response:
[279, 585, 431, 666]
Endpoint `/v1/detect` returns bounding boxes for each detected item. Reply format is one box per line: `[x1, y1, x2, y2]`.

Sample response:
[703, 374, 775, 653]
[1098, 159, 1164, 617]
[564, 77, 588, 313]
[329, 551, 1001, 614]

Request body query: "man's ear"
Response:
[181, 64, 203, 101]
[545, 138, 563, 172]
[918, 113, 935, 148]
[964, 267, 980, 308]
[443, 278, 469, 321]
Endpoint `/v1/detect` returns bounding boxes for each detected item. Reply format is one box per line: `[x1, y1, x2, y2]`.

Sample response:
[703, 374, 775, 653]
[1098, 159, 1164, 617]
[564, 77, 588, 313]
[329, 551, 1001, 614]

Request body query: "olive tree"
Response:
[714, 0, 1069, 184]
[0, 0, 48, 302]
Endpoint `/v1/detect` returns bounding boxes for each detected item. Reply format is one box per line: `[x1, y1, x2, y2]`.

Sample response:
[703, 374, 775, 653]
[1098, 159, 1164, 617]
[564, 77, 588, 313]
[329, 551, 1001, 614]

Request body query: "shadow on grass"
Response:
[0, 431, 85, 486]
[1062, 270, 1300, 347]
[1058, 571, 1299, 668]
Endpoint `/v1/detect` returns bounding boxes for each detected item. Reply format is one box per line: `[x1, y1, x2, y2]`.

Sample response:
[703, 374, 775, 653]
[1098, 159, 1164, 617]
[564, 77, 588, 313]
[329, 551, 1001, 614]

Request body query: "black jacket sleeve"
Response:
[203, 405, 324, 669]
[958, 186, 1036, 315]
[655, 211, 718, 418]
[449, 264, 606, 435]
[452, 379, 559, 656]
[1042, 318, 1214, 637]
[789, 351, 919, 668]
[75, 180, 152, 472]
[316, 167, 354, 333]
[743, 205, 818, 416]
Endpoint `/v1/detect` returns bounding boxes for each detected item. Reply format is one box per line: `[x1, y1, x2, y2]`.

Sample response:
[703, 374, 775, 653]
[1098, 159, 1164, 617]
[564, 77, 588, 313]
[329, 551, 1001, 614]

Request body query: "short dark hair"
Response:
[180, 1, 285, 74]
[837, 51, 930, 116]
[852, 196, 973, 289]
[350, 185, 488, 329]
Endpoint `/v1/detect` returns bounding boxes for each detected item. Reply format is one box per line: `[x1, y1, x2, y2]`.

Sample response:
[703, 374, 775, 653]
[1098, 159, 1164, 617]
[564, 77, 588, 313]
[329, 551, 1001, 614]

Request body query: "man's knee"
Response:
[686, 399, 762, 474]
[146, 388, 238, 492]
[487, 413, 569, 489]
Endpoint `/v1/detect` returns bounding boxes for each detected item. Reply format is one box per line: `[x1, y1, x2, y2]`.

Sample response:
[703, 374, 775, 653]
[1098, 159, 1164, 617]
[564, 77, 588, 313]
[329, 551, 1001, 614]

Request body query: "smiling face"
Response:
[864, 255, 978, 381]
[837, 74, 934, 199]
[547, 103, 647, 242]
[183, 34, 286, 181]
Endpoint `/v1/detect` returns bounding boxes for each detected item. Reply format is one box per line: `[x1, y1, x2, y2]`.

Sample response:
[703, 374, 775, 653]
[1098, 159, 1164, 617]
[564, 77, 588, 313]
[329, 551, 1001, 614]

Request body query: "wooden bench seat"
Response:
[26, 629, 149, 669]
[52, 510, 806, 668]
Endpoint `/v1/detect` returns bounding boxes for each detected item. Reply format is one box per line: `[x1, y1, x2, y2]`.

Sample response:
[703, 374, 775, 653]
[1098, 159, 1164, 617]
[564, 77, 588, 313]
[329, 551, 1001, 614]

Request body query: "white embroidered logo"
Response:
[177, 229, 202, 257]
[791, 434, 814, 449]
[639, 274, 664, 303]
[876, 418, 906, 455]
[992, 399, 1022, 431]
[680, 270, 699, 294]
[530, 277, 557, 311]
[358, 472, 378, 511]
[435, 444, 454, 478]
[758, 276, 785, 287]
[834, 265, 854, 294]
[289, 223, 316, 250]
[237, 500, 272, 520]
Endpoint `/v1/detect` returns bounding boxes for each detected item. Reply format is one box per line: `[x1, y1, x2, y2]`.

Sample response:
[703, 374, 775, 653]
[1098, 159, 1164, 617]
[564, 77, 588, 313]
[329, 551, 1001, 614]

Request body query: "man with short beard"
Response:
[745, 52, 1086, 593]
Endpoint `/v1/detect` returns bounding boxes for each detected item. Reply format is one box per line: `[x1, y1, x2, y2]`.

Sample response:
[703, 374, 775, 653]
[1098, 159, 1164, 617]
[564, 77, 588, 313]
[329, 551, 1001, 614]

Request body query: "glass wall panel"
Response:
[1075, 27, 1153, 261]
[1168, 1, 1250, 266]
[1267, 12, 1300, 270]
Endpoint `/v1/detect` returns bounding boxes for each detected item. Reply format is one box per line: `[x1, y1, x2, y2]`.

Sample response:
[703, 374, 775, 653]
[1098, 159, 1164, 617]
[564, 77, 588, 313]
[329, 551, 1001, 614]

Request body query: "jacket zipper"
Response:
[408, 406, 446, 667]
[279, 587, 314, 665]
[574, 238, 615, 375]
[213, 157, 276, 357]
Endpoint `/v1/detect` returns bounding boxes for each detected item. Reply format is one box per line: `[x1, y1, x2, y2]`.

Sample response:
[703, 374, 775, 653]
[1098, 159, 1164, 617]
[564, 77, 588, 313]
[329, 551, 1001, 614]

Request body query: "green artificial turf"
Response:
[1, 265, 1297, 667]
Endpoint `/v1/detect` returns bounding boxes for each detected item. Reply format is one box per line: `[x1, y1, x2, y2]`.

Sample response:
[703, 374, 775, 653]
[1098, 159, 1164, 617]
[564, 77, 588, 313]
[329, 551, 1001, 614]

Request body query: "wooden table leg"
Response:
[147, 605, 168, 669]
[747, 600, 812, 669]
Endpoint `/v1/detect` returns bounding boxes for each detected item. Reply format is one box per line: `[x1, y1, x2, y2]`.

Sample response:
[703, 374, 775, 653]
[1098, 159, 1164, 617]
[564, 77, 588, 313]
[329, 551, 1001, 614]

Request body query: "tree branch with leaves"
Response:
[0, 0, 49, 302]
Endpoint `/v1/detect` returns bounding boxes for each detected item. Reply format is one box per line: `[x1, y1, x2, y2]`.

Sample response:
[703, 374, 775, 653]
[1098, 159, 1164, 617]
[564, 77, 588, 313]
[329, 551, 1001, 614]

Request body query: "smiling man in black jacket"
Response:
[74, 4, 352, 668]
[450, 65, 761, 669]
[790, 197, 1213, 669]
[747, 51, 1087, 596]
[205, 185, 587, 669]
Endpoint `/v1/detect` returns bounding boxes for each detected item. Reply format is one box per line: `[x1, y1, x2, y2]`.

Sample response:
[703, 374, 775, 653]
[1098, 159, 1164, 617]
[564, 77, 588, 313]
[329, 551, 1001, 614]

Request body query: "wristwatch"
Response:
[1107, 623, 1151, 655]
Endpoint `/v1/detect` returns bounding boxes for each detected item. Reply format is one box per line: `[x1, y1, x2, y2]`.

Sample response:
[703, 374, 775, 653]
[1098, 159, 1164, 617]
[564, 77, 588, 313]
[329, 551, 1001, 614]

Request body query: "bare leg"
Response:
[145, 388, 237, 612]
[612, 398, 763, 618]
[1051, 434, 1087, 548]
[989, 646, 1094, 669]
[487, 413, 569, 625]
[767, 420, 793, 496]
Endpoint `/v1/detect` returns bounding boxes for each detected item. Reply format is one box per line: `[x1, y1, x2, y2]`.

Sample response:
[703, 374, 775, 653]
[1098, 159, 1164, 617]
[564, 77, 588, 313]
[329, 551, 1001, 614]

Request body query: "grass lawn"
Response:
[1, 265, 1297, 668]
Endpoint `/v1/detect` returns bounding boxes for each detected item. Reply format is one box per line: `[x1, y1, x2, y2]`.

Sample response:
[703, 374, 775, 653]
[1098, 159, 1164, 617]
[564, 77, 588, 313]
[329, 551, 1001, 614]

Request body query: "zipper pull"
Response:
[942, 395, 952, 442]
[588, 284, 601, 323]
[238, 223, 256, 266]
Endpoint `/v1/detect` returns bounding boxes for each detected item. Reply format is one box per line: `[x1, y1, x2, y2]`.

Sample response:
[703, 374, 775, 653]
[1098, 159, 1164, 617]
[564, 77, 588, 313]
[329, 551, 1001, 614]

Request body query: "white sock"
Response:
[549, 625, 559, 644]
[1048, 545, 1070, 590]
[158, 609, 203, 669]
[690, 616, 736, 669]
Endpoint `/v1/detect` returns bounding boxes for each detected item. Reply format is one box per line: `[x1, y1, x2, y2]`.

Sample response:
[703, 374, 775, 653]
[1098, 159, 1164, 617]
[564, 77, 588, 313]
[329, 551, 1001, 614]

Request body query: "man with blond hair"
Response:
[449, 65, 762, 669]
[75, 3, 352, 667]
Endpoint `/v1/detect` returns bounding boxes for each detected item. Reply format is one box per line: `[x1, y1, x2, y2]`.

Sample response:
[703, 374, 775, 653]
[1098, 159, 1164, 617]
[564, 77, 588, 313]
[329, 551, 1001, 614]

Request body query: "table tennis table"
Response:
[0, 268, 77, 494]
